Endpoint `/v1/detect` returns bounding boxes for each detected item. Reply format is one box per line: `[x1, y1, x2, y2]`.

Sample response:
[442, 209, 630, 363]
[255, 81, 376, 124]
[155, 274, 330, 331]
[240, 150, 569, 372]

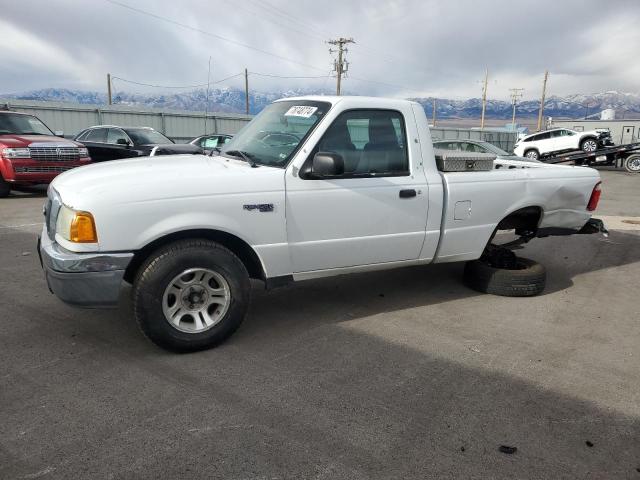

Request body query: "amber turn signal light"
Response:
[70, 211, 98, 243]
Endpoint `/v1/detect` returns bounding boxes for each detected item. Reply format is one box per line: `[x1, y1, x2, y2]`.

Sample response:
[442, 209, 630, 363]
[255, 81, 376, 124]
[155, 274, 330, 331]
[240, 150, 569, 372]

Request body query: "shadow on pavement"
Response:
[1, 228, 640, 477]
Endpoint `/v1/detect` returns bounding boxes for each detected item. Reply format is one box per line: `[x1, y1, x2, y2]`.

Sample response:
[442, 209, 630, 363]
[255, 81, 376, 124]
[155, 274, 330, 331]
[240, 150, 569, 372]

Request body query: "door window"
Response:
[203, 137, 221, 148]
[84, 128, 107, 143]
[107, 128, 129, 144]
[312, 109, 409, 176]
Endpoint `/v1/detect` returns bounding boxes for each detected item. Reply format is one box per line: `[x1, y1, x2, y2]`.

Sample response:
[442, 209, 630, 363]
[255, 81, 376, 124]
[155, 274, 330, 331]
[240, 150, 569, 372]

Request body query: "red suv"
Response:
[0, 110, 91, 197]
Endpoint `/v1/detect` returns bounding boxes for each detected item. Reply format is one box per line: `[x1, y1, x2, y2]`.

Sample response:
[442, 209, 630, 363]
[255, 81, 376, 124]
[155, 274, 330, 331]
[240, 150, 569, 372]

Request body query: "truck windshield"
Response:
[124, 128, 173, 145]
[221, 100, 330, 167]
[0, 113, 54, 135]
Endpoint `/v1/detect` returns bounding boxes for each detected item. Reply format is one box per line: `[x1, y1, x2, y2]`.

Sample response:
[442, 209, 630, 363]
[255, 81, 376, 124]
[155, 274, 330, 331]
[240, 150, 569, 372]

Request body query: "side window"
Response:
[107, 128, 129, 145]
[84, 128, 107, 143]
[460, 142, 480, 153]
[314, 109, 409, 176]
[75, 130, 89, 141]
[538, 132, 551, 140]
[203, 137, 220, 148]
[550, 130, 562, 138]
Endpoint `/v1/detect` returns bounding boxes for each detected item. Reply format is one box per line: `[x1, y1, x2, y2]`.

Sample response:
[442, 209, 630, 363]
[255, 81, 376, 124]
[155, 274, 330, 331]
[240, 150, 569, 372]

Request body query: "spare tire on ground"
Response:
[464, 257, 546, 297]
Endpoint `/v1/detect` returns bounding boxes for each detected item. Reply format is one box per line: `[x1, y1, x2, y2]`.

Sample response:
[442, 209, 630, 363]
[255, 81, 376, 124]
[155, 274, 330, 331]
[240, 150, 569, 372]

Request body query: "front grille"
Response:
[29, 146, 81, 162]
[14, 165, 76, 174]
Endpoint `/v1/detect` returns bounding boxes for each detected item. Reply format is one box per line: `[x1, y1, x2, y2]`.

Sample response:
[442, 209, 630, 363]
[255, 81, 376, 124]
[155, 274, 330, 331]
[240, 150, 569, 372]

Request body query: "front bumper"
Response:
[38, 226, 133, 308]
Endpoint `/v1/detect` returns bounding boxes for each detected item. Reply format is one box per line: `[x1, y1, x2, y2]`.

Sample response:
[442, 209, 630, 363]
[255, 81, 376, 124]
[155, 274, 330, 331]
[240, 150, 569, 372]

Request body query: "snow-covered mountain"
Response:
[3, 87, 639, 119]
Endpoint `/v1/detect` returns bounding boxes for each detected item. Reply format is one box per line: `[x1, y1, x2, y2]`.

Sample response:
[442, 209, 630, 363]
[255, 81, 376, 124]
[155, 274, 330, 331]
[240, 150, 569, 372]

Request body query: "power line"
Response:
[249, 72, 331, 79]
[111, 72, 244, 90]
[104, 0, 328, 73]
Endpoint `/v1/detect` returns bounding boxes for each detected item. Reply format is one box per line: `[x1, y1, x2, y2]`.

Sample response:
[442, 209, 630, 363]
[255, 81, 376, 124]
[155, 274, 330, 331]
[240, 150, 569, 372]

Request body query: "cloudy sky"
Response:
[1, 0, 638, 100]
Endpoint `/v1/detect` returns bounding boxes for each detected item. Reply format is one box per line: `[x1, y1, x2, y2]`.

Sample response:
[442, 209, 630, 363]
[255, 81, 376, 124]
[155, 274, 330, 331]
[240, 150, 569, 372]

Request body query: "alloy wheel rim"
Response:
[584, 140, 597, 152]
[628, 158, 640, 171]
[162, 268, 231, 333]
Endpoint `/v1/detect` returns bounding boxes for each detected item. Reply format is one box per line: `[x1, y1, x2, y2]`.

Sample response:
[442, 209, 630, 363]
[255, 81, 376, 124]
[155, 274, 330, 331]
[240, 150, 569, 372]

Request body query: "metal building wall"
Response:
[0, 99, 252, 143]
[550, 119, 640, 145]
[430, 127, 518, 152]
[1, 98, 518, 151]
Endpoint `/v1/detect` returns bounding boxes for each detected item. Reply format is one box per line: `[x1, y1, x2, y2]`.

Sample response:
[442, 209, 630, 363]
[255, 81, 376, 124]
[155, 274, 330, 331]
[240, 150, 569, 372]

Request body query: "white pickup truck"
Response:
[39, 96, 606, 351]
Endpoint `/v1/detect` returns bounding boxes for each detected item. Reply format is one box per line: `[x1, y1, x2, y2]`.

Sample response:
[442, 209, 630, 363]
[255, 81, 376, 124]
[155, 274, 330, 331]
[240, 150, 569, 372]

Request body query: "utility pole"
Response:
[432, 98, 437, 126]
[107, 73, 112, 105]
[204, 56, 211, 135]
[480, 68, 489, 130]
[328, 37, 354, 96]
[244, 68, 249, 115]
[509, 88, 524, 127]
[536, 70, 549, 131]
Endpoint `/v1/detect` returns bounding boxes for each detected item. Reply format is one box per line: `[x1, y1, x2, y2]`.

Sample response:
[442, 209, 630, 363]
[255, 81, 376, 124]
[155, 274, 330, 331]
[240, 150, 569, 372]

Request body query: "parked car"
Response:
[74, 125, 202, 161]
[513, 128, 613, 160]
[0, 110, 91, 197]
[189, 134, 233, 153]
[432, 139, 540, 162]
[40, 96, 605, 352]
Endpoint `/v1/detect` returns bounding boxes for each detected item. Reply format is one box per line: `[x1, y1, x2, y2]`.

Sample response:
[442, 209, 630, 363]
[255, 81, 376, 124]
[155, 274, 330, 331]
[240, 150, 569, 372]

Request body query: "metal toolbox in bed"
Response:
[433, 149, 496, 172]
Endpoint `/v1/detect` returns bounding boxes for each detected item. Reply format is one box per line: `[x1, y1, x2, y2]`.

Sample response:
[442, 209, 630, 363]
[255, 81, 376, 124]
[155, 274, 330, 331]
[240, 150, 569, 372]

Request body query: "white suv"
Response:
[513, 128, 612, 160]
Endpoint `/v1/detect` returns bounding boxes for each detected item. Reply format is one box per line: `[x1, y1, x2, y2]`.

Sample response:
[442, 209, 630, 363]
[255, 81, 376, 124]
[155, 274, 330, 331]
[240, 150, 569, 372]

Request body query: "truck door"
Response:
[285, 108, 429, 273]
[622, 126, 634, 144]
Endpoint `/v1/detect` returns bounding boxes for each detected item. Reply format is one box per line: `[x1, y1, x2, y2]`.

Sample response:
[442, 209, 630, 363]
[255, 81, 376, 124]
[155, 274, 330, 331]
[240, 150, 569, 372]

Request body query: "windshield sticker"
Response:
[284, 106, 318, 118]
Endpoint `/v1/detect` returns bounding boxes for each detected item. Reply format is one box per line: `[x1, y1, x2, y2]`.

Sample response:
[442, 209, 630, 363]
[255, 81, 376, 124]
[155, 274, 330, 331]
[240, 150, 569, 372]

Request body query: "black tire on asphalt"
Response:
[580, 138, 598, 153]
[524, 149, 539, 160]
[623, 154, 640, 173]
[0, 174, 10, 198]
[463, 257, 546, 297]
[133, 239, 251, 352]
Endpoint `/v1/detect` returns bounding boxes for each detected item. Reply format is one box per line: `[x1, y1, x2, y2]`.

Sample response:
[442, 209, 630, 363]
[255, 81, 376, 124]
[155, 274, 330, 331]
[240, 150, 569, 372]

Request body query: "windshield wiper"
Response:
[225, 150, 259, 168]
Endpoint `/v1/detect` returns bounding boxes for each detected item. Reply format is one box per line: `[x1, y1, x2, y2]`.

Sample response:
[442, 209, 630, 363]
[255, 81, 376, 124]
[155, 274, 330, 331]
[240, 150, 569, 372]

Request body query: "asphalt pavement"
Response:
[1, 169, 639, 479]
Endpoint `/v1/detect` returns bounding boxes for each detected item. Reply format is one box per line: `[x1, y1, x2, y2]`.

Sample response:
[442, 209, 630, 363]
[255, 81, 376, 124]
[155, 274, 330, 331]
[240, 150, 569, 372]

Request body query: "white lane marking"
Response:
[0, 222, 44, 229]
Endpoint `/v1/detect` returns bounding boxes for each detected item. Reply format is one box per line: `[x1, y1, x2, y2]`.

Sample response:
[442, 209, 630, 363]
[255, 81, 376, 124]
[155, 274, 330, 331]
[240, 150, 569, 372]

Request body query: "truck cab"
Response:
[0, 110, 91, 197]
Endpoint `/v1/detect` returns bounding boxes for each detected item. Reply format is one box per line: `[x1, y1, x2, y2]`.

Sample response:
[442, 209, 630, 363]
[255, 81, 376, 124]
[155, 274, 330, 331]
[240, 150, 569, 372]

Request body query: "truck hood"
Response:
[0, 134, 82, 148]
[51, 154, 285, 210]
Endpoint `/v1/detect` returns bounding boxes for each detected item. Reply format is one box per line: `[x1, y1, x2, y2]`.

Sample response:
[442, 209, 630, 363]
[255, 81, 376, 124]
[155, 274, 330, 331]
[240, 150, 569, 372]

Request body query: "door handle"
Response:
[399, 189, 417, 198]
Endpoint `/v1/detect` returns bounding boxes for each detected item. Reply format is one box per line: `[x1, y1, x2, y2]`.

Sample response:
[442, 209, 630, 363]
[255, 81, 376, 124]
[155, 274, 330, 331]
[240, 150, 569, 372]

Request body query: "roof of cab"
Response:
[275, 95, 418, 108]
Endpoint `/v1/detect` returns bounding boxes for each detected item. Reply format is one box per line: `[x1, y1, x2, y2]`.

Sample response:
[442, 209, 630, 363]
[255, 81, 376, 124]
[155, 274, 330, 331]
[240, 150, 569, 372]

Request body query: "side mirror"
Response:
[54, 130, 64, 137]
[311, 152, 344, 177]
[116, 138, 130, 146]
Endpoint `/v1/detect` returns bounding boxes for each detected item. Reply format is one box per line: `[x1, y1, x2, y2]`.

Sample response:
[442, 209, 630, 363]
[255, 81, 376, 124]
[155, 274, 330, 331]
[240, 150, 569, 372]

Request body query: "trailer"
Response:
[541, 142, 640, 173]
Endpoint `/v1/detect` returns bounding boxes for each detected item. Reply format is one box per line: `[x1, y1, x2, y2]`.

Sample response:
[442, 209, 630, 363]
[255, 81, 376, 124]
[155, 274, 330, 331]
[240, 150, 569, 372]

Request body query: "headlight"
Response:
[2, 147, 31, 159]
[55, 205, 98, 243]
[78, 147, 89, 157]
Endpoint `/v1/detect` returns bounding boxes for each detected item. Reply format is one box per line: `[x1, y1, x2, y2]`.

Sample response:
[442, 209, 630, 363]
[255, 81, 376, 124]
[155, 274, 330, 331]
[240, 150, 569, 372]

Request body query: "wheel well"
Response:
[523, 147, 538, 155]
[580, 136, 597, 144]
[123, 229, 265, 283]
[496, 206, 543, 233]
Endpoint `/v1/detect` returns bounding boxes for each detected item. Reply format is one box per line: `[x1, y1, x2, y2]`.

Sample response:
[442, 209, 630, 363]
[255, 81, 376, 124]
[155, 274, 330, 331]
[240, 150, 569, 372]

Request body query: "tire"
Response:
[0, 175, 10, 198]
[464, 257, 546, 297]
[580, 138, 598, 153]
[623, 154, 640, 173]
[133, 239, 251, 352]
[524, 149, 539, 160]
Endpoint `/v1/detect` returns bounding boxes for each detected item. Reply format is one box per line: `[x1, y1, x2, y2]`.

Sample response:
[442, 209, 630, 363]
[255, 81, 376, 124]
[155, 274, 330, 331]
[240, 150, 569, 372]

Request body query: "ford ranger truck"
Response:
[0, 110, 91, 197]
[38, 96, 606, 352]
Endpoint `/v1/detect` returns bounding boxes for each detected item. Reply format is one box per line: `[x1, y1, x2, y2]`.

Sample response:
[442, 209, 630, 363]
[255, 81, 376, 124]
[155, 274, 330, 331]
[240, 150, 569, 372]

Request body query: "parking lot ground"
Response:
[1, 170, 639, 479]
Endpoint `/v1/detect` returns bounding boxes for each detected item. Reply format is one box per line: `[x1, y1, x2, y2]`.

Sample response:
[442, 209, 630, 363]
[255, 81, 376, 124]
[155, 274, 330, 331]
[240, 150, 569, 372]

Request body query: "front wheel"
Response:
[524, 149, 539, 160]
[623, 154, 640, 173]
[133, 239, 251, 352]
[0, 175, 10, 198]
[580, 138, 598, 153]
[464, 256, 546, 297]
